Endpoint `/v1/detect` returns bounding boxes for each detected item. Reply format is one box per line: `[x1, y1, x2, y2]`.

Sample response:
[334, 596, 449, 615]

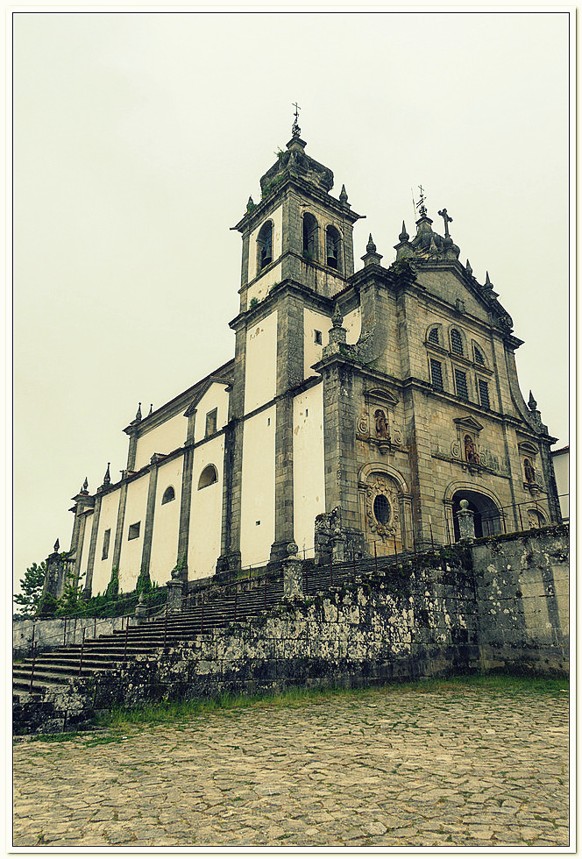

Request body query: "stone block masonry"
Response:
[13, 526, 569, 734]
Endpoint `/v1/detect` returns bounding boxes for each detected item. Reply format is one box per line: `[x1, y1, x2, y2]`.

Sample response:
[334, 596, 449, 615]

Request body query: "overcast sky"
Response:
[12, 10, 571, 585]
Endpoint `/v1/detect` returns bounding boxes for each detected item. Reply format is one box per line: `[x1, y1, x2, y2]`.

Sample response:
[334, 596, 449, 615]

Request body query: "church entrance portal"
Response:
[452, 490, 502, 541]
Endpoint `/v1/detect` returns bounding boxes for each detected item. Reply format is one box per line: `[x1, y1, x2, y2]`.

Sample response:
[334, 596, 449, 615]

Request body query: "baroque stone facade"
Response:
[64, 123, 560, 597]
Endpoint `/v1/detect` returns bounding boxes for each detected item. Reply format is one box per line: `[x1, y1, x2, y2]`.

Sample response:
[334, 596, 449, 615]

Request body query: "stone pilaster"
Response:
[140, 458, 159, 577]
[84, 494, 103, 597]
[177, 446, 194, 579]
[270, 292, 304, 561]
[111, 482, 128, 572]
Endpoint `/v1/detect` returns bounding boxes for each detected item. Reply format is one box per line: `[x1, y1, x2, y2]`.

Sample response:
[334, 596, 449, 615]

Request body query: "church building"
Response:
[66, 118, 561, 597]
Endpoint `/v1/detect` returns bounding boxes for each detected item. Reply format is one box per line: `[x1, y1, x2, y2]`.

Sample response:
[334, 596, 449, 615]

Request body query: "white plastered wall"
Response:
[293, 385, 325, 557]
[188, 436, 225, 580]
[117, 474, 149, 592]
[303, 308, 330, 378]
[91, 489, 121, 595]
[240, 406, 276, 567]
[193, 383, 230, 444]
[244, 310, 278, 413]
[149, 457, 184, 585]
[247, 205, 283, 283]
[134, 413, 187, 471]
[246, 262, 282, 306]
[344, 307, 362, 345]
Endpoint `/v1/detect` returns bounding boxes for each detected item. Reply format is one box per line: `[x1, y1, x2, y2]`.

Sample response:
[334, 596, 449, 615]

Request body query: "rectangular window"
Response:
[478, 379, 490, 409]
[314, 330, 323, 345]
[101, 528, 111, 560]
[205, 408, 218, 437]
[430, 359, 443, 391]
[128, 522, 140, 541]
[455, 369, 469, 401]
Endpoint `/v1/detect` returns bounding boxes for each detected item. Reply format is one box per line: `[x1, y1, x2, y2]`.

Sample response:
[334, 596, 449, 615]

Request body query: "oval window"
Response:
[373, 494, 391, 525]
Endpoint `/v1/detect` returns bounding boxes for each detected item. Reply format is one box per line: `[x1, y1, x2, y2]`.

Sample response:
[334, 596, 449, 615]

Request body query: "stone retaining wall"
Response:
[13, 526, 569, 735]
[13, 616, 128, 661]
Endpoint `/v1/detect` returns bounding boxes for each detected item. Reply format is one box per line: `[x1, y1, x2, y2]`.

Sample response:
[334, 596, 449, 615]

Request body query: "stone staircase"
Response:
[13, 550, 422, 702]
[13, 578, 285, 699]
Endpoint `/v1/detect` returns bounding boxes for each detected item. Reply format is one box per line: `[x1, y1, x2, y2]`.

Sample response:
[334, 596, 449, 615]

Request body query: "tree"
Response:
[14, 561, 47, 616]
[56, 570, 87, 616]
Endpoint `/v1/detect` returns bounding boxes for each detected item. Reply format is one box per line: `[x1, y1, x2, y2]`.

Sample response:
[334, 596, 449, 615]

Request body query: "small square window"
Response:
[128, 522, 140, 541]
[314, 330, 323, 345]
[205, 408, 218, 437]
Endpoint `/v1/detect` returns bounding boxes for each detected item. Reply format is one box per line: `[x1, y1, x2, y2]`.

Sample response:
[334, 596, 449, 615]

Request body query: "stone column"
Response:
[457, 499, 476, 542]
[282, 542, 303, 599]
[166, 570, 185, 612]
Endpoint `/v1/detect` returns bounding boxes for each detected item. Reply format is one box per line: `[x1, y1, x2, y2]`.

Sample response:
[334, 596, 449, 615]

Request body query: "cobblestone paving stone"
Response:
[13, 684, 569, 848]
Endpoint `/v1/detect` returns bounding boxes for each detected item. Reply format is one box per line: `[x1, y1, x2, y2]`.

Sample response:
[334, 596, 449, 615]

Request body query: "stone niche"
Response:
[356, 387, 404, 454]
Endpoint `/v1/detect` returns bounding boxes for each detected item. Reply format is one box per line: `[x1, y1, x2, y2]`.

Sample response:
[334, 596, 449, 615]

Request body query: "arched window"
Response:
[474, 345, 485, 365]
[302, 213, 319, 261]
[198, 464, 218, 490]
[161, 486, 175, 505]
[325, 225, 341, 270]
[257, 221, 273, 271]
[428, 327, 440, 345]
[450, 328, 464, 356]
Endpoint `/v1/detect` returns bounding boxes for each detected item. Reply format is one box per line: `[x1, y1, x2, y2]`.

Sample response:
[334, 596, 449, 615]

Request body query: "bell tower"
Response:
[232, 115, 363, 312]
[220, 115, 364, 570]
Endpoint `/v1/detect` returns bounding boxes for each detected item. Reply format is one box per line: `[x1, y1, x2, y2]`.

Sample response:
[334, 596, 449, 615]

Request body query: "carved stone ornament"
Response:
[365, 475, 399, 539]
[451, 441, 462, 459]
[357, 411, 369, 435]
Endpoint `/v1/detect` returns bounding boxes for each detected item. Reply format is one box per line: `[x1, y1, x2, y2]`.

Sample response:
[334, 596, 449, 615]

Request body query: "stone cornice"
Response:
[231, 176, 363, 234]
[123, 360, 234, 436]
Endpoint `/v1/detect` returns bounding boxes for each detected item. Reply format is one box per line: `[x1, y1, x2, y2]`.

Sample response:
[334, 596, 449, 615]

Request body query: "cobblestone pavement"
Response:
[13, 683, 569, 848]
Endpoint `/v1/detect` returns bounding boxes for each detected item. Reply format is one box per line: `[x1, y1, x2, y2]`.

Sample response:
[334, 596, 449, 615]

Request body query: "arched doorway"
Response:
[451, 490, 503, 540]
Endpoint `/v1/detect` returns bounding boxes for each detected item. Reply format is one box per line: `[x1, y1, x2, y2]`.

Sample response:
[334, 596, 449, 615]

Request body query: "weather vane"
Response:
[415, 185, 427, 217]
[292, 102, 301, 138]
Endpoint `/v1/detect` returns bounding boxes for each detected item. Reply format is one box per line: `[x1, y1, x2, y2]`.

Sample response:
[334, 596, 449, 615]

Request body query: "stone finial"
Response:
[399, 221, 409, 243]
[339, 184, 349, 204]
[484, 271, 493, 289]
[246, 196, 255, 213]
[53, 538, 60, 553]
[362, 233, 383, 266]
[286, 541, 299, 558]
[332, 305, 344, 329]
[466, 259, 473, 276]
[135, 402, 142, 422]
[148, 404, 153, 416]
[103, 462, 111, 486]
[81, 477, 89, 494]
[528, 390, 538, 411]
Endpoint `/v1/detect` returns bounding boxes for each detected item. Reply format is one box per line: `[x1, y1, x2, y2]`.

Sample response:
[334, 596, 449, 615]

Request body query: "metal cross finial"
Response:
[438, 208, 453, 238]
[415, 185, 427, 217]
[292, 102, 301, 138]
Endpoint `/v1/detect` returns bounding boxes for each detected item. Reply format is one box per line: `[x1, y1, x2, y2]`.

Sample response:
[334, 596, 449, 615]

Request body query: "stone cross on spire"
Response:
[437, 208, 453, 238]
[292, 101, 301, 138]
